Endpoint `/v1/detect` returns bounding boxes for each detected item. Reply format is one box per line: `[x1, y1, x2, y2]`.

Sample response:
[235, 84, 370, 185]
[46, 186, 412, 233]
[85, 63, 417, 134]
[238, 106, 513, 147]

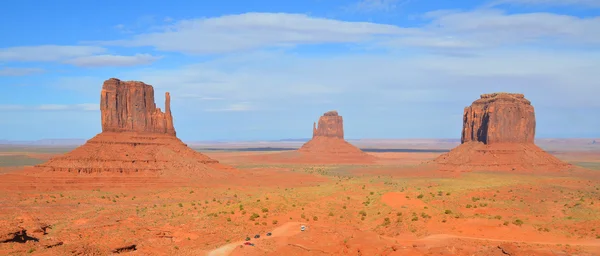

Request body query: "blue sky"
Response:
[1, 0, 599, 141]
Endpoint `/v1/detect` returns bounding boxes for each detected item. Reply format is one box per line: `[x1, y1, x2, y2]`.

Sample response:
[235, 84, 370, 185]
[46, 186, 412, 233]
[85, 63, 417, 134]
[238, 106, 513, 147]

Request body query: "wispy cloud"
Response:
[0, 67, 44, 76]
[91, 10, 600, 57]
[204, 102, 256, 112]
[347, 0, 411, 12]
[62, 54, 161, 67]
[97, 12, 412, 54]
[0, 45, 106, 62]
[487, 0, 600, 7]
[0, 104, 98, 112]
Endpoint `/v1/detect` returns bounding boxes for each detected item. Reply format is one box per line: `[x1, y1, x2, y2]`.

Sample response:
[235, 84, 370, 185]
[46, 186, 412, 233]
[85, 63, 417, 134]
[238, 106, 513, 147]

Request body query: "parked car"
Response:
[254, 234, 260, 239]
[266, 232, 272, 236]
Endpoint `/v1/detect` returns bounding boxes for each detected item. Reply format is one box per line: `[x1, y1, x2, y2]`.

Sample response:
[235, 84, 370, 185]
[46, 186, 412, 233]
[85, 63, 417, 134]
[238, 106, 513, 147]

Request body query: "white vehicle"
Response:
[300, 225, 306, 231]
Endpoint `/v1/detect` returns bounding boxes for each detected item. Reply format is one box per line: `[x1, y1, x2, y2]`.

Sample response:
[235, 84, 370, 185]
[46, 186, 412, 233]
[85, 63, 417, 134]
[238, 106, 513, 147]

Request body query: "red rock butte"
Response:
[34, 78, 235, 178]
[434, 93, 570, 172]
[297, 111, 376, 164]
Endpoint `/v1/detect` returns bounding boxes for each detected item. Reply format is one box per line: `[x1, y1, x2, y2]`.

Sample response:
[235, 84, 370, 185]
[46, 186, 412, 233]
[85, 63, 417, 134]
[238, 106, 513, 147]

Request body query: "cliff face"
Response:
[35, 77, 236, 177]
[461, 93, 535, 145]
[434, 92, 570, 173]
[100, 78, 175, 135]
[312, 110, 344, 139]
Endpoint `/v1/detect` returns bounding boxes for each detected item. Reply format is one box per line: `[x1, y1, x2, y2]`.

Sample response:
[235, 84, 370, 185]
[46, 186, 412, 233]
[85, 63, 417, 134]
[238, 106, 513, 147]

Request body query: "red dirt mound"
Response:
[433, 93, 571, 173]
[33, 78, 236, 178]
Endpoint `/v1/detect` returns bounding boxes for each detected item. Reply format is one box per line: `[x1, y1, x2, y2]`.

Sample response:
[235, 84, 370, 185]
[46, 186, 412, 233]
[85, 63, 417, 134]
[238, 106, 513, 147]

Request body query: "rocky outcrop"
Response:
[101, 78, 175, 135]
[461, 93, 535, 144]
[434, 92, 570, 173]
[35, 78, 236, 178]
[296, 111, 375, 164]
[312, 110, 344, 139]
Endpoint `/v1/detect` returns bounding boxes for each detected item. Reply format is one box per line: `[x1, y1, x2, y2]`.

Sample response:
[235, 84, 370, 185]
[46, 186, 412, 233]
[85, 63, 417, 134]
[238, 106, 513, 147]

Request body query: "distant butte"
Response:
[34, 78, 236, 178]
[296, 110, 376, 164]
[433, 93, 570, 173]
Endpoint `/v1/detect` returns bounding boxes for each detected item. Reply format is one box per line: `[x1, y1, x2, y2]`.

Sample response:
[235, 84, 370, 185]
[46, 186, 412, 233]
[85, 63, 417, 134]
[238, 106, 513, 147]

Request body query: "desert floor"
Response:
[0, 145, 599, 255]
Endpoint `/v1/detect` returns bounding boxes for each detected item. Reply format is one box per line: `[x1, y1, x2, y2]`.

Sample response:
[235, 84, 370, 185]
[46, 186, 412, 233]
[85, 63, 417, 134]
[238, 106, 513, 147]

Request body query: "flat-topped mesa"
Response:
[461, 92, 535, 145]
[312, 110, 344, 139]
[101, 78, 175, 135]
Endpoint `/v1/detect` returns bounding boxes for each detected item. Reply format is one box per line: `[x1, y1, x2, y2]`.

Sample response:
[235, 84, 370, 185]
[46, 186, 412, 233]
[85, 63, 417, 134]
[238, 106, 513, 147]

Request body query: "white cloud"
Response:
[0, 45, 105, 62]
[487, 0, 600, 7]
[62, 54, 161, 67]
[204, 102, 256, 112]
[0, 105, 26, 111]
[93, 10, 600, 57]
[0, 67, 44, 76]
[348, 0, 411, 12]
[119, 48, 600, 110]
[99, 12, 412, 54]
[0, 104, 98, 112]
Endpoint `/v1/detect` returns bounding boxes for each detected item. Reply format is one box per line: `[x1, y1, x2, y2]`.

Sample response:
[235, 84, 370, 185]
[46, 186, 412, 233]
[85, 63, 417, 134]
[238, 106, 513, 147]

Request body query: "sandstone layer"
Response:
[461, 93, 535, 144]
[434, 93, 570, 172]
[101, 78, 175, 135]
[34, 78, 234, 178]
[296, 111, 375, 164]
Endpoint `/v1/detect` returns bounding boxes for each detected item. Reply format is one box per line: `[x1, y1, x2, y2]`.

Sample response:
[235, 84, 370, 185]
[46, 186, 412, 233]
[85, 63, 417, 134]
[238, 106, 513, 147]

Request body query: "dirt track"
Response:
[207, 222, 307, 256]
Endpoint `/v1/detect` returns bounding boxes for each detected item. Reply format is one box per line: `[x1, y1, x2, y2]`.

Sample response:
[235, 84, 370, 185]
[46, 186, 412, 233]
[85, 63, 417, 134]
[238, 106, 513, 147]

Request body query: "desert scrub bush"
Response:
[301, 213, 306, 219]
[227, 217, 231, 222]
[329, 212, 334, 217]
[513, 219, 524, 226]
[466, 204, 473, 208]
[262, 208, 269, 213]
[417, 194, 424, 199]
[272, 220, 278, 225]
[383, 217, 391, 226]
[494, 215, 502, 220]
[359, 210, 367, 217]
[503, 221, 509, 226]
[249, 213, 260, 221]
[178, 203, 183, 207]
[444, 210, 452, 214]
[343, 205, 347, 209]
[411, 216, 419, 221]
[313, 216, 318, 221]
[471, 197, 480, 202]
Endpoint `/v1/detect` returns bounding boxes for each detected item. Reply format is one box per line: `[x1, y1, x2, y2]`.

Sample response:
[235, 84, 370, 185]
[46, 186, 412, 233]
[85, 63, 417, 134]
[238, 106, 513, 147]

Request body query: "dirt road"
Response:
[207, 222, 307, 256]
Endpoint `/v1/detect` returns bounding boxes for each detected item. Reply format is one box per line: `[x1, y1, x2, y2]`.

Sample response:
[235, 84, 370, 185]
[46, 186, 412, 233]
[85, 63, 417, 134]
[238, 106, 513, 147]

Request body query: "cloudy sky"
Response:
[1, 0, 599, 141]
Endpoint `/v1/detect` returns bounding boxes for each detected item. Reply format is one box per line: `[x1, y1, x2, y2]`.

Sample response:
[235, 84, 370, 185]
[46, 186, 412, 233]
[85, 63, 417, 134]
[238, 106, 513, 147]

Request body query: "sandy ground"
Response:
[0, 148, 599, 255]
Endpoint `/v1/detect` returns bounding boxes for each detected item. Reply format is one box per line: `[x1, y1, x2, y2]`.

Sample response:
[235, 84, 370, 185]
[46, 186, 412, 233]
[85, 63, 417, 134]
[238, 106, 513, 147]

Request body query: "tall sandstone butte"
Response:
[297, 110, 375, 163]
[434, 93, 569, 172]
[101, 78, 175, 135]
[312, 110, 344, 139]
[461, 93, 535, 145]
[35, 78, 235, 178]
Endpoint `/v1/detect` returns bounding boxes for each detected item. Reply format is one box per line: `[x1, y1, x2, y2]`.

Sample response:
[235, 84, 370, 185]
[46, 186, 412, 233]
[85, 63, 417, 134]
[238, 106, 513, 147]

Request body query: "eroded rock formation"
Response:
[297, 110, 375, 164]
[461, 93, 535, 144]
[34, 78, 235, 178]
[434, 93, 570, 172]
[101, 78, 175, 135]
[312, 110, 344, 139]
